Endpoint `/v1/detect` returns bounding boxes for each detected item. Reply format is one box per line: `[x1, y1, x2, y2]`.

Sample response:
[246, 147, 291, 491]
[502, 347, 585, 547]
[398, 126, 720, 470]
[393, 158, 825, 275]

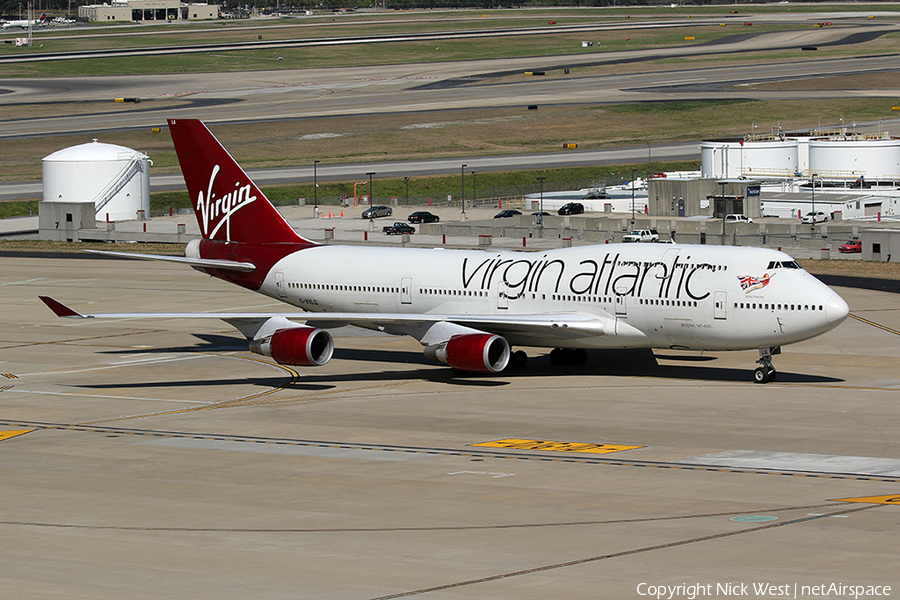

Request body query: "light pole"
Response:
[471, 170, 477, 207]
[461, 164, 467, 215]
[537, 176, 546, 229]
[404, 176, 410, 205]
[367, 172, 375, 206]
[313, 160, 319, 210]
[811, 173, 816, 226]
[630, 168, 636, 228]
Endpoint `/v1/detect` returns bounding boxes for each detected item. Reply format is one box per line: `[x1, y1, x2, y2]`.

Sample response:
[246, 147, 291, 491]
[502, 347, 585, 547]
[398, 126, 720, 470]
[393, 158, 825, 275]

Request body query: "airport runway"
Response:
[2, 24, 899, 140]
[1, 253, 899, 598]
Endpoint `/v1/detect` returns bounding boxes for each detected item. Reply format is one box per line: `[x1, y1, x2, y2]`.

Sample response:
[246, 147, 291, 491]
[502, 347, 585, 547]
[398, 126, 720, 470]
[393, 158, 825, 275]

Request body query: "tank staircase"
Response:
[93, 152, 145, 217]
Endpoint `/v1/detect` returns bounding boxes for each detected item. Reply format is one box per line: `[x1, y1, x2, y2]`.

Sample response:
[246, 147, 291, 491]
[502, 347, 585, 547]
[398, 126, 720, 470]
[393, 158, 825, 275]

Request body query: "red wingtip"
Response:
[39, 296, 85, 318]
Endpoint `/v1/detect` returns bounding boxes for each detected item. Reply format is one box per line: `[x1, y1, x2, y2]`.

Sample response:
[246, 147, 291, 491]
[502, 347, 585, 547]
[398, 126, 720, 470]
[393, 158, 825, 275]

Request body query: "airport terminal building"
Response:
[79, 0, 218, 22]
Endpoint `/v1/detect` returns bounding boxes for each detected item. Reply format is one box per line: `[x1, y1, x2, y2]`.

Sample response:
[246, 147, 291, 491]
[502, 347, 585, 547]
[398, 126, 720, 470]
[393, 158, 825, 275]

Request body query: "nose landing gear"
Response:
[754, 347, 778, 383]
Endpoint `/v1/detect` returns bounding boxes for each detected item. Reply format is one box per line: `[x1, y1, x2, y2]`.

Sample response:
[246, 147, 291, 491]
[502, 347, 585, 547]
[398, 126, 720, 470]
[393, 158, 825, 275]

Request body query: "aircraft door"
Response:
[401, 277, 412, 305]
[497, 281, 509, 310]
[714, 290, 727, 320]
[615, 294, 627, 317]
[275, 271, 287, 298]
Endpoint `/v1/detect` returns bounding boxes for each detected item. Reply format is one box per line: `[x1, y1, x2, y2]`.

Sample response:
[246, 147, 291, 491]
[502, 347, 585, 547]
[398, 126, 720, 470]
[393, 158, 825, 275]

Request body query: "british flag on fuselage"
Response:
[738, 273, 772, 293]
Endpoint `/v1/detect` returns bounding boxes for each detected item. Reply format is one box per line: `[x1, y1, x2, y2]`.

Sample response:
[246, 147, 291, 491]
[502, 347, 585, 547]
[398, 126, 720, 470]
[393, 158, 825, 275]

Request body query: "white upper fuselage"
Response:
[2, 18, 41, 28]
[254, 242, 848, 352]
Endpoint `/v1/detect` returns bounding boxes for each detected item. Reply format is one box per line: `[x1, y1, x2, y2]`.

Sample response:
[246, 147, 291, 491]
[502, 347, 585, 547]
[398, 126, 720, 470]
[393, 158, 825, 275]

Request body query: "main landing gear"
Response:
[548, 347, 588, 366]
[754, 347, 778, 384]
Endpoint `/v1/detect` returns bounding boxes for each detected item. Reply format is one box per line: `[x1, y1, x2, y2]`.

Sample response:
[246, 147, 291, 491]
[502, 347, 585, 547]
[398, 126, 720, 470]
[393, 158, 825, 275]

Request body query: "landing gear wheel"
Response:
[549, 348, 564, 366]
[754, 348, 777, 384]
[510, 350, 528, 369]
[754, 367, 769, 384]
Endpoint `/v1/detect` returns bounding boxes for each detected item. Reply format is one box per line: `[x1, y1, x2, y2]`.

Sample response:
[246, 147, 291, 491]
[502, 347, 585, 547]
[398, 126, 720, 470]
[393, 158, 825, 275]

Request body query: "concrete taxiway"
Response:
[1, 251, 899, 599]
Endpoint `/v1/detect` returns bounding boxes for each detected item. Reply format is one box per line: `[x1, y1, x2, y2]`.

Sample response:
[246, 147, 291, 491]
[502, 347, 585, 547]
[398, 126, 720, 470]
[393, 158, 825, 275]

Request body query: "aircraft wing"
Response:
[304, 312, 613, 340]
[38, 297, 635, 344]
[83, 249, 256, 272]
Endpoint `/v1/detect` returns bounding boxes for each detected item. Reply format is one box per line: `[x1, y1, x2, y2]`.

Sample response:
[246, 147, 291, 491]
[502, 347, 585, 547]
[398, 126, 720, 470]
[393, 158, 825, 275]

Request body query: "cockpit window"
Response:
[767, 260, 803, 270]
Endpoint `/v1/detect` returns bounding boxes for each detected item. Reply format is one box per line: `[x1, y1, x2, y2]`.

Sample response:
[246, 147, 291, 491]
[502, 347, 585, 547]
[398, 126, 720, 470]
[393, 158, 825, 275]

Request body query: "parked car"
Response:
[558, 202, 584, 215]
[493, 209, 522, 219]
[839, 240, 862, 254]
[383, 222, 415, 235]
[622, 228, 659, 243]
[407, 211, 439, 224]
[724, 214, 753, 224]
[801, 211, 828, 224]
[362, 205, 392, 219]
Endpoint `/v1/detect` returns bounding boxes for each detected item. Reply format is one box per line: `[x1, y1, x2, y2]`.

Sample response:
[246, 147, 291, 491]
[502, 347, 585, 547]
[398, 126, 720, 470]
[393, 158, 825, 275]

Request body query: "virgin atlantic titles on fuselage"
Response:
[40, 119, 849, 383]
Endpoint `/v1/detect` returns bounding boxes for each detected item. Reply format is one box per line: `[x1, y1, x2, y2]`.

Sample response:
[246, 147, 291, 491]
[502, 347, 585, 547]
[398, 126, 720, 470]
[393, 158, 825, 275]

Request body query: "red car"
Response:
[839, 240, 862, 254]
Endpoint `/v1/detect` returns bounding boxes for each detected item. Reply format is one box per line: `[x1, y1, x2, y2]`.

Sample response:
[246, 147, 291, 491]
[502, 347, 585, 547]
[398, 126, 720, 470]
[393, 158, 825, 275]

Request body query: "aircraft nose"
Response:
[825, 293, 850, 327]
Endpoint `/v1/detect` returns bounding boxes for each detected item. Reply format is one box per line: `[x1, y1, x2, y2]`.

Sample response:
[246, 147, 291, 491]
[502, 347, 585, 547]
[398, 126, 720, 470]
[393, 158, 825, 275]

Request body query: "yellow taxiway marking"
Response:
[0, 429, 36, 442]
[471, 438, 643, 454]
[850, 314, 900, 337]
[831, 494, 900, 505]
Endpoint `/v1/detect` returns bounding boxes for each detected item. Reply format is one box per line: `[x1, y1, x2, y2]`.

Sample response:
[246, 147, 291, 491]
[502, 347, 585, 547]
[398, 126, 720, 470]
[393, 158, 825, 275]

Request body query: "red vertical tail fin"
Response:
[168, 119, 312, 246]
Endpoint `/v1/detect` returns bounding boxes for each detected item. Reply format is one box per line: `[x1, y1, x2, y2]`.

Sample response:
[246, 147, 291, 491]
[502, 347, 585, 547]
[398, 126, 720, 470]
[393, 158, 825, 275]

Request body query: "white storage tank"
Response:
[701, 138, 798, 179]
[808, 135, 900, 181]
[42, 140, 151, 222]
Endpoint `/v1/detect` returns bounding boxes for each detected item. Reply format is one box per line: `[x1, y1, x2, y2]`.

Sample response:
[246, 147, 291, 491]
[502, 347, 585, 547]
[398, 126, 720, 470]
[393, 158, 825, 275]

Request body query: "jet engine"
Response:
[425, 333, 510, 373]
[249, 326, 334, 366]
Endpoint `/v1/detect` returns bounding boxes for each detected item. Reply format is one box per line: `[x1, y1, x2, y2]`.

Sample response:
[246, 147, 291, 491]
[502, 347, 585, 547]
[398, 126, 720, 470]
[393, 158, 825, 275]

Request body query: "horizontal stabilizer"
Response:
[84, 249, 256, 272]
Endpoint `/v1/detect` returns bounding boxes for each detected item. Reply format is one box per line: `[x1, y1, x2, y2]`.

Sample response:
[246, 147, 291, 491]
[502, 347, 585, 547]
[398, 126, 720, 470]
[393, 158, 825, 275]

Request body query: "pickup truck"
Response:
[383, 222, 415, 235]
[622, 228, 659, 243]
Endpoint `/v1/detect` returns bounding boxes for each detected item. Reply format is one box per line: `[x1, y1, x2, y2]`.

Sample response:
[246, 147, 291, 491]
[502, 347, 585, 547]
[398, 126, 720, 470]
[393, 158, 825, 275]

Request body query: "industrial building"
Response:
[647, 177, 761, 219]
[78, 0, 218, 22]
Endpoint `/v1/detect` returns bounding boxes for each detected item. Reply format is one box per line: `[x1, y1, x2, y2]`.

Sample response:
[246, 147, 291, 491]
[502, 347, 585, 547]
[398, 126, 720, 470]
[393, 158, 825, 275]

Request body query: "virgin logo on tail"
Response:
[197, 164, 257, 242]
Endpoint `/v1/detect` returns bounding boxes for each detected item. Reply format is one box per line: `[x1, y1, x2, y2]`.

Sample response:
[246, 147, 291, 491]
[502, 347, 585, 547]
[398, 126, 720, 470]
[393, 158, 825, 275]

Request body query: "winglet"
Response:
[39, 296, 88, 318]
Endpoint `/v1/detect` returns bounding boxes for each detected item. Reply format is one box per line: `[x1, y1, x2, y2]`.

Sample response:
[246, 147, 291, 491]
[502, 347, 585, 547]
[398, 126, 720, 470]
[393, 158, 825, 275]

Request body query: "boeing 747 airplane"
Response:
[41, 119, 850, 383]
